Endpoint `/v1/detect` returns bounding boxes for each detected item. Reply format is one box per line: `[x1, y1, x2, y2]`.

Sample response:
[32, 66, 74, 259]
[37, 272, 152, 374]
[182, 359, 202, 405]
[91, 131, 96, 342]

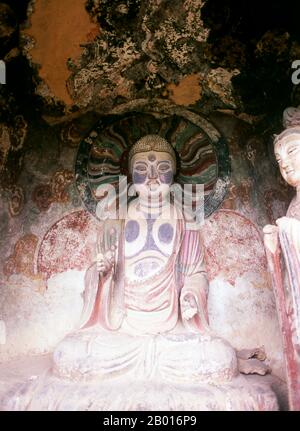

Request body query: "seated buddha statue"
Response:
[53, 135, 238, 383]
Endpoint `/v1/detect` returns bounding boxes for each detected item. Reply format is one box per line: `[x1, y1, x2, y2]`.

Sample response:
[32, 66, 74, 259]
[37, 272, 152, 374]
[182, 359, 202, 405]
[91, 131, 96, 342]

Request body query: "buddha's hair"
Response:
[274, 106, 300, 146]
[128, 135, 176, 169]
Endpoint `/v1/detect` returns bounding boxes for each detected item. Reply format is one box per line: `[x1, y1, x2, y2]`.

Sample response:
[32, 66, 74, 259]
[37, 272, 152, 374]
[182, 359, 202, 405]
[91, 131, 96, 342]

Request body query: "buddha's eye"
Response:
[134, 164, 147, 172]
[158, 163, 171, 172]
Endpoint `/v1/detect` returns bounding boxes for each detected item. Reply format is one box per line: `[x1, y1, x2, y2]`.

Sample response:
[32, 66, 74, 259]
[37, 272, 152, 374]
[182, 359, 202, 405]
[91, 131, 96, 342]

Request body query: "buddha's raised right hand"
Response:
[96, 228, 117, 274]
[96, 250, 115, 274]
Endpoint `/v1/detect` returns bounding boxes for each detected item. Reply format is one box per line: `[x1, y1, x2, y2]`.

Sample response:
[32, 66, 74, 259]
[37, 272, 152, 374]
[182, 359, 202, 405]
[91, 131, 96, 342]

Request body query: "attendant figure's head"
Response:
[274, 107, 300, 187]
[128, 135, 176, 201]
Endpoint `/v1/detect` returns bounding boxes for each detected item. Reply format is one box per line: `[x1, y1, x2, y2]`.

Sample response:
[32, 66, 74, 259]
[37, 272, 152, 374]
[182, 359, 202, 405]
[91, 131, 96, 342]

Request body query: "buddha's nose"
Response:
[148, 165, 158, 179]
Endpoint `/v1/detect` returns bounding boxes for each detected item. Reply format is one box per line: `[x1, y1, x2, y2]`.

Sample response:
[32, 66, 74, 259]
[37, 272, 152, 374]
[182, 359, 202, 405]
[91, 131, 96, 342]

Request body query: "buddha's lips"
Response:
[146, 180, 160, 191]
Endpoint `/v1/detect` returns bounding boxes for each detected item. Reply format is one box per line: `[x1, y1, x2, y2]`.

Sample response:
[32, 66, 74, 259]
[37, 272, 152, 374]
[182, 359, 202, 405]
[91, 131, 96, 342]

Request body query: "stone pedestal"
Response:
[0, 343, 279, 411]
[2, 371, 278, 411]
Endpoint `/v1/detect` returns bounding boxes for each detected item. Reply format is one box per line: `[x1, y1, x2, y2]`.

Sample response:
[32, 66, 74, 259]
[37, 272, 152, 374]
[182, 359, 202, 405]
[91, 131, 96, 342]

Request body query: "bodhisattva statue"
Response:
[53, 135, 238, 383]
[263, 108, 300, 410]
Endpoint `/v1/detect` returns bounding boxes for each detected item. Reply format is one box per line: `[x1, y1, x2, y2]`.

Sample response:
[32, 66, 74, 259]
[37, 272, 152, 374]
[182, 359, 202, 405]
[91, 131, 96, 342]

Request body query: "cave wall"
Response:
[1, 0, 300, 379]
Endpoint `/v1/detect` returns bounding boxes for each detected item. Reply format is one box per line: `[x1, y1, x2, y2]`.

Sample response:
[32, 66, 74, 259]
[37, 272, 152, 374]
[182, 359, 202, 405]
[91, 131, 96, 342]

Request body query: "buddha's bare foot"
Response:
[238, 358, 271, 375]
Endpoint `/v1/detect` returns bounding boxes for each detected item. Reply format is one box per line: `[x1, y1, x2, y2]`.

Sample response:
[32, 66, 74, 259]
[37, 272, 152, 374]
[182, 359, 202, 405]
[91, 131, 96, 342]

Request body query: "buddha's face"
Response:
[275, 137, 300, 187]
[131, 151, 175, 201]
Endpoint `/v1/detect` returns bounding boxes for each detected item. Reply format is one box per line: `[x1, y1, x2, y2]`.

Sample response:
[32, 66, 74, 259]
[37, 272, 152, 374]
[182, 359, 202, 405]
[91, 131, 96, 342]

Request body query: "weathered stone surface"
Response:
[24, 0, 99, 105]
[1, 371, 279, 411]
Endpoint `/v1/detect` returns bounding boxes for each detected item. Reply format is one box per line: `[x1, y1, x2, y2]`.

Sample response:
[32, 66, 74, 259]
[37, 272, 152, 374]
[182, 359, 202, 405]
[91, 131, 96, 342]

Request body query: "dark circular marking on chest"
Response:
[158, 223, 174, 244]
[125, 220, 140, 242]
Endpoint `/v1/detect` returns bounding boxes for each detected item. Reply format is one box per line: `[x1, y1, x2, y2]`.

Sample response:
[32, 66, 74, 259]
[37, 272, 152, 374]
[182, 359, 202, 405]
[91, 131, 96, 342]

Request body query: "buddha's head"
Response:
[274, 127, 300, 188]
[128, 135, 176, 201]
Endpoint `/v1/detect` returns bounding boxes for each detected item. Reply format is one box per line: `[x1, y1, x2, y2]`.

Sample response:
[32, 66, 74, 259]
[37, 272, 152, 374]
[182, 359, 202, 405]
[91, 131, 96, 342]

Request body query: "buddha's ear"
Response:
[173, 164, 179, 182]
[174, 152, 180, 177]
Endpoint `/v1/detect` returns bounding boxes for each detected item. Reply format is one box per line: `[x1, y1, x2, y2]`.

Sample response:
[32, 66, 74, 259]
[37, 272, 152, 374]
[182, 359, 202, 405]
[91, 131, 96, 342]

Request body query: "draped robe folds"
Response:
[264, 209, 300, 410]
[55, 212, 237, 383]
[277, 215, 300, 345]
[79, 218, 210, 335]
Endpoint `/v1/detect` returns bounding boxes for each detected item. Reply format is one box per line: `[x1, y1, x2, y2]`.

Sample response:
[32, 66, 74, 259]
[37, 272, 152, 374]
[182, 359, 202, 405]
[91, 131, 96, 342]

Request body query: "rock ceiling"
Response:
[1, 0, 299, 123]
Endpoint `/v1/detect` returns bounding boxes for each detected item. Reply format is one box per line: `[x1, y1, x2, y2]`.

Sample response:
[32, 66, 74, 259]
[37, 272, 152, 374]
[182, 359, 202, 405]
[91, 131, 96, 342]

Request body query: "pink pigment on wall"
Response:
[37, 208, 267, 285]
[203, 209, 268, 285]
[37, 210, 100, 278]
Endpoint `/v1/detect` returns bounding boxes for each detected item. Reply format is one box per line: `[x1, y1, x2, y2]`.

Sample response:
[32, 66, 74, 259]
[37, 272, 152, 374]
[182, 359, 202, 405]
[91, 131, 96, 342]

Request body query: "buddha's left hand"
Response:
[181, 292, 198, 320]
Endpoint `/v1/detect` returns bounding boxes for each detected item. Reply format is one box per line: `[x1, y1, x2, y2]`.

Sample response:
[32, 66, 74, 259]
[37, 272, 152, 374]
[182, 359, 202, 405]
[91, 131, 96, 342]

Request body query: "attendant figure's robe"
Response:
[279, 210, 300, 346]
[264, 202, 300, 410]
